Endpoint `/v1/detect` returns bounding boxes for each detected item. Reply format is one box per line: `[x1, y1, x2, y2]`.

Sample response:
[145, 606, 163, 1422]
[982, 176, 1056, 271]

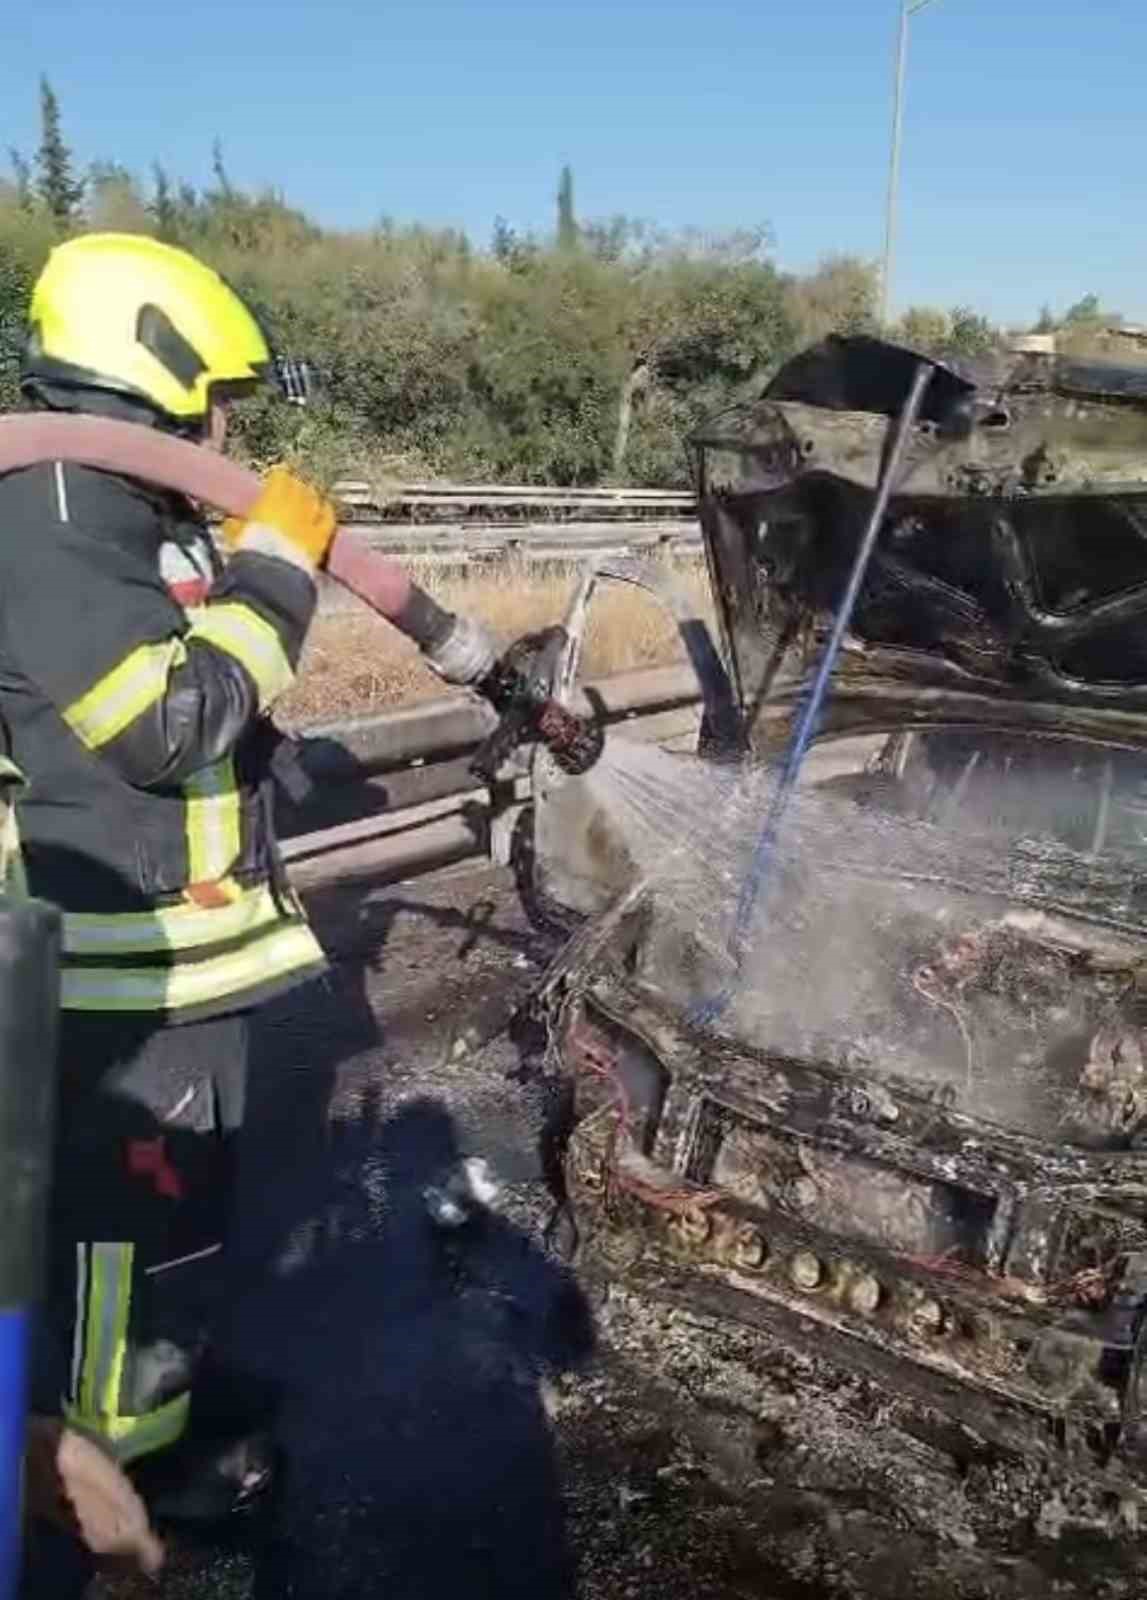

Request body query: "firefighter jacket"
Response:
[0, 460, 325, 1017]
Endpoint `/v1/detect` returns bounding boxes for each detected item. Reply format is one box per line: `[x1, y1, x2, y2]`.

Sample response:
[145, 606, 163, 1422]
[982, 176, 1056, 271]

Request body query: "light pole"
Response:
[879, 0, 942, 328]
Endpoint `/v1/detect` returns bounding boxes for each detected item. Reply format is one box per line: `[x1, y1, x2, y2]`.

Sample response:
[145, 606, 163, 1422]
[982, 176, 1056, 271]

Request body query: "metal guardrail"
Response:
[279, 664, 703, 889]
[332, 479, 696, 525]
[314, 524, 704, 613]
[339, 517, 702, 568]
[214, 481, 703, 590]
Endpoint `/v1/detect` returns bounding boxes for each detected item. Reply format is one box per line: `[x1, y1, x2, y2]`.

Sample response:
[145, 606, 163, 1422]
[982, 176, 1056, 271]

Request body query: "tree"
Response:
[1033, 304, 1056, 334]
[1064, 293, 1101, 325]
[491, 215, 537, 274]
[784, 255, 878, 343]
[581, 215, 640, 263]
[611, 235, 794, 477]
[491, 216, 514, 262]
[0, 240, 35, 410]
[0, 195, 56, 410]
[211, 138, 233, 198]
[149, 163, 179, 239]
[1057, 293, 1123, 357]
[35, 77, 84, 227]
[897, 306, 949, 354]
[7, 151, 32, 212]
[946, 305, 997, 357]
[556, 164, 577, 252]
[86, 162, 149, 232]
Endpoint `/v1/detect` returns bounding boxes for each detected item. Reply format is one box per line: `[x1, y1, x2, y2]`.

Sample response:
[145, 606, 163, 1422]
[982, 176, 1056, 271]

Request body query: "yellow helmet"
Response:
[23, 233, 273, 427]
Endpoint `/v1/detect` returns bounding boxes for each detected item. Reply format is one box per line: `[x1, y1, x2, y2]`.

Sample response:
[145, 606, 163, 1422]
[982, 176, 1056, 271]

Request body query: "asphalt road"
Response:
[102, 860, 569, 1600]
[99, 862, 1147, 1600]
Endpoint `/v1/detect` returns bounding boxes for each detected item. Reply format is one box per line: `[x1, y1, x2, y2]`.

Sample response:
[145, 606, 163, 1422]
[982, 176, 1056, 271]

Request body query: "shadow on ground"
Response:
[217, 878, 590, 1599]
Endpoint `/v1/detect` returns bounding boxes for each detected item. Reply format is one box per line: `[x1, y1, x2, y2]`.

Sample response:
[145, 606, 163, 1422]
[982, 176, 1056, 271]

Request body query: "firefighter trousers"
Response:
[35, 1009, 249, 1465]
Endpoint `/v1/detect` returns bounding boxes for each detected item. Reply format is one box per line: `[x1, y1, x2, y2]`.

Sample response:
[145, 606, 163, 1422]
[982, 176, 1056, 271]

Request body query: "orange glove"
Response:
[222, 466, 337, 573]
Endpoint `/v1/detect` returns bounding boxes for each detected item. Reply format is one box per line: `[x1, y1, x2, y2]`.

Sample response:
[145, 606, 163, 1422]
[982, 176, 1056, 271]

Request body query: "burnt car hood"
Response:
[692, 333, 1147, 754]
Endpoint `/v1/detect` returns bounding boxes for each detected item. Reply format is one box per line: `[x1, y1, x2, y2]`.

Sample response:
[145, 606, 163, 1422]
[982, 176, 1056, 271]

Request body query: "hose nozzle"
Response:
[469, 627, 604, 783]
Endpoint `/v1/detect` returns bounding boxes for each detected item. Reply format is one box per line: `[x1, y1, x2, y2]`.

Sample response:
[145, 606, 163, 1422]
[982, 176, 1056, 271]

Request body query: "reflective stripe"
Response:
[185, 757, 241, 883]
[61, 918, 323, 1012]
[64, 1391, 191, 1464]
[54, 461, 70, 523]
[72, 1243, 132, 1424]
[0, 799, 24, 898]
[63, 639, 187, 751]
[70, 1244, 89, 1403]
[188, 602, 293, 709]
[63, 882, 290, 955]
[64, 1240, 194, 1463]
[0, 761, 25, 899]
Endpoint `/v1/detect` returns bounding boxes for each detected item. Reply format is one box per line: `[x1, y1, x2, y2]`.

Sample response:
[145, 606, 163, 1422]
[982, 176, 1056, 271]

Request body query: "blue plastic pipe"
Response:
[0, 1312, 28, 1599]
[692, 359, 935, 1026]
[0, 892, 62, 1600]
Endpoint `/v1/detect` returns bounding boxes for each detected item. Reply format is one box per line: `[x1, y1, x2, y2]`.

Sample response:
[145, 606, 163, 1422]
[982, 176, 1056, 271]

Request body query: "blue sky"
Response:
[3, 0, 1144, 326]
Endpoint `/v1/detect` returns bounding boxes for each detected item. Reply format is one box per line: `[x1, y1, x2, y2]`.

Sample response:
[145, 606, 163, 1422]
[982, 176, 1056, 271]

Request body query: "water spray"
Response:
[691, 357, 938, 1027]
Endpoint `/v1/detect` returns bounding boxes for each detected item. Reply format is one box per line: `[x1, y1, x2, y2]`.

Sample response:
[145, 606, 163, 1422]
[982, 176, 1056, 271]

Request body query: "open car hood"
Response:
[692, 334, 1147, 757]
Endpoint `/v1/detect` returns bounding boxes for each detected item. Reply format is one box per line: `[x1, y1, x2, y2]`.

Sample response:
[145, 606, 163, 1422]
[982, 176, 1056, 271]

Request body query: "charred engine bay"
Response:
[536, 337, 1147, 1512]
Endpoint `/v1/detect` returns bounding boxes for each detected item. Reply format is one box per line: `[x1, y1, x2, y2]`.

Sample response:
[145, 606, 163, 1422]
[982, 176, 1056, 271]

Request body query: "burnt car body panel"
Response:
[532, 336, 1147, 1484]
[696, 335, 1147, 736]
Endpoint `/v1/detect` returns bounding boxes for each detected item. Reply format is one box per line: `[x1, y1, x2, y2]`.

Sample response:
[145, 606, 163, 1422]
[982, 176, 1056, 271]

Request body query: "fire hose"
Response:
[0, 415, 604, 782]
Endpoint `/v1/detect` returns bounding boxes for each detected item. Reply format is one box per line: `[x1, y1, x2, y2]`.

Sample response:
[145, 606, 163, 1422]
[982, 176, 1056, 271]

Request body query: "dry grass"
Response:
[282, 557, 714, 726]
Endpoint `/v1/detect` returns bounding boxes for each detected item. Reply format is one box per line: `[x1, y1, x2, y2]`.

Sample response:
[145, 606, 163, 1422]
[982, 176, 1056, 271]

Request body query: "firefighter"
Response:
[0, 232, 338, 1539]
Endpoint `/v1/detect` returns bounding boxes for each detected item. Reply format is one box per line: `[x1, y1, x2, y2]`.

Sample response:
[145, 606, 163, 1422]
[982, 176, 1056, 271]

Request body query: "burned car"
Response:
[529, 335, 1147, 1486]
